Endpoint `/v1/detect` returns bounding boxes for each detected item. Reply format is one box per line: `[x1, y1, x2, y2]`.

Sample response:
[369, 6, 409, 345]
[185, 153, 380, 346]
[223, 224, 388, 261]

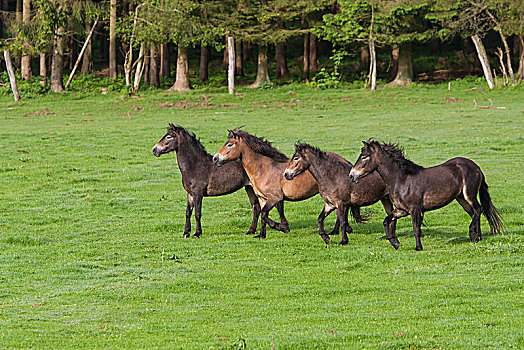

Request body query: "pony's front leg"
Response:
[318, 203, 335, 244]
[245, 186, 260, 235]
[338, 204, 352, 246]
[192, 195, 204, 238]
[411, 208, 424, 251]
[183, 193, 195, 238]
[256, 199, 283, 239]
[383, 208, 407, 249]
[275, 201, 290, 233]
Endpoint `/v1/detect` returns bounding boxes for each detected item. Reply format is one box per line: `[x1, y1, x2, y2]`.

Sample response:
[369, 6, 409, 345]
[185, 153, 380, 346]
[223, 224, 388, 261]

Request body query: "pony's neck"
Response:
[304, 151, 330, 183]
[175, 137, 211, 173]
[375, 151, 404, 186]
[238, 144, 267, 177]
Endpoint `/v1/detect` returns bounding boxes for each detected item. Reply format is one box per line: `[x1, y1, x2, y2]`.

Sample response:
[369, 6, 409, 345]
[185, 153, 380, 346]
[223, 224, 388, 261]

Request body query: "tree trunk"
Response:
[40, 53, 47, 86]
[21, 0, 32, 80]
[303, 33, 310, 81]
[150, 44, 159, 87]
[309, 33, 317, 71]
[243, 41, 250, 63]
[360, 45, 370, 70]
[486, 10, 515, 85]
[235, 40, 243, 76]
[249, 44, 270, 88]
[275, 42, 289, 78]
[387, 42, 413, 87]
[517, 35, 524, 84]
[368, 37, 376, 91]
[228, 37, 235, 95]
[81, 22, 93, 74]
[167, 46, 191, 92]
[109, 0, 117, 79]
[4, 50, 20, 101]
[199, 45, 208, 82]
[160, 44, 170, 77]
[471, 34, 494, 89]
[15, 0, 22, 69]
[132, 42, 146, 93]
[50, 22, 65, 92]
[390, 43, 399, 79]
[143, 44, 150, 85]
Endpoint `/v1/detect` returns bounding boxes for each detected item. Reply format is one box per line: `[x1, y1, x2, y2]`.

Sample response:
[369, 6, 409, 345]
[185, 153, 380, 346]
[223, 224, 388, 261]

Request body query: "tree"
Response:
[433, 0, 496, 88]
[21, 0, 32, 80]
[109, 0, 117, 79]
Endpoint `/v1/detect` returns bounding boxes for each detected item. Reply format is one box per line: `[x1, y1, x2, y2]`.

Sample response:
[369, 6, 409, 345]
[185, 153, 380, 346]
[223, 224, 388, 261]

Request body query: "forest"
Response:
[1, 0, 523, 98]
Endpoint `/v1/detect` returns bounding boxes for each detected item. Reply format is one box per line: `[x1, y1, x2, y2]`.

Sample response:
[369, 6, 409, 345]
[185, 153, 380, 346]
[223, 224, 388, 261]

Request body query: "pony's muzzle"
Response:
[284, 169, 295, 180]
[152, 145, 162, 157]
[213, 154, 224, 166]
[349, 169, 361, 183]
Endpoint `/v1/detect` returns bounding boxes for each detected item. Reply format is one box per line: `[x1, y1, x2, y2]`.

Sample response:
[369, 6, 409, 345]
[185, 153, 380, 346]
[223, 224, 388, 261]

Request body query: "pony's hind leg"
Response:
[457, 195, 482, 242]
[318, 203, 336, 244]
[192, 195, 204, 238]
[183, 193, 195, 238]
[411, 208, 424, 251]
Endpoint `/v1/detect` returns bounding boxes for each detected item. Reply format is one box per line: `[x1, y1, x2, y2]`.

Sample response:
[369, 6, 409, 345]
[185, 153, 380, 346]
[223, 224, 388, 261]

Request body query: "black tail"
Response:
[479, 176, 504, 234]
[350, 206, 370, 224]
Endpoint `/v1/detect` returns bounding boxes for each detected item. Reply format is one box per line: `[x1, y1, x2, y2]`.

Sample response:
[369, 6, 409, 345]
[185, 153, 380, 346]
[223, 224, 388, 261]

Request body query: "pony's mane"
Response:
[229, 128, 288, 162]
[295, 142, 352, 171]
[295, 142, 326, 160]
[168, 123, 212, 159]
[369, 140, 423, 174]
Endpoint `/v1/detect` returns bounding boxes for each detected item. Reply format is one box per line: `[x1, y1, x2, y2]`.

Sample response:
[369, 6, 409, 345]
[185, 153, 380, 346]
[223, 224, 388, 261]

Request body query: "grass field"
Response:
[0, 82, 522, 349]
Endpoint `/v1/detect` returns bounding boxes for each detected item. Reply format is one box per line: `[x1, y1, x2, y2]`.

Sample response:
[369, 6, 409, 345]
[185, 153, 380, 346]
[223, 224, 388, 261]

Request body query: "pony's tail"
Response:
[350, 206, 370, 224]
[479, 176, 505, 235]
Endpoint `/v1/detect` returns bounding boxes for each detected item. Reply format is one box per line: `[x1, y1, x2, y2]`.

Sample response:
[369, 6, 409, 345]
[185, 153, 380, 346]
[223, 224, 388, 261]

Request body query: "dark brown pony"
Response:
[152, 124, 287, 238]
[349, 140, 504, 250]
[213, 128, 350, 239]
[284, 142, 394, 245]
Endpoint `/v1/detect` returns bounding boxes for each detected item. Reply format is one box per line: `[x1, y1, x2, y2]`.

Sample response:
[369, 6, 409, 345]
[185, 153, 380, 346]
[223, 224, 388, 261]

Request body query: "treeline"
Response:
[1, 0, 523, 95]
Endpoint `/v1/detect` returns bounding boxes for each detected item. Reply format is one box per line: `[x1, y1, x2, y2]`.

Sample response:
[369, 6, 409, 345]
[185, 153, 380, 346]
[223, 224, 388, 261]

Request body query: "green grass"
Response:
[0, 82, 522, 349]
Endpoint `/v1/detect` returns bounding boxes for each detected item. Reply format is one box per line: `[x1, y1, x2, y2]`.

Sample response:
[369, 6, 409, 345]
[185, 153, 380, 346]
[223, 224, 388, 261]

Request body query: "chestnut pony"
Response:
[284, 142, 394, 245]
[152, 124, 287, 238]
[213, 129, 355, 239]
[349, 140, 504, 250]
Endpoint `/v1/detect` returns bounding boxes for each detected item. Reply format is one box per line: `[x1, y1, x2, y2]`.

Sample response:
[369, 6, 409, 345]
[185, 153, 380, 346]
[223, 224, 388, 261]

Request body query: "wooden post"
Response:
[4, 50, 20, 101]
[228, 36, 235, 95]
[65, 18, 98, 89]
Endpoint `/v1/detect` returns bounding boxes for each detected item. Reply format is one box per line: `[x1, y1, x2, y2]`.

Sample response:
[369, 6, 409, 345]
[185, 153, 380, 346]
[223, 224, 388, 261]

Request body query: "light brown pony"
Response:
[213, 129, 352, 239]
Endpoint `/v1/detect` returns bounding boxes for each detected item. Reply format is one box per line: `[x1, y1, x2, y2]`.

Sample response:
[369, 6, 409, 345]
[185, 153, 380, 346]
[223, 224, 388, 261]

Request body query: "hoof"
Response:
[254, 234, 266, 239]
[320, 234, 330, 244]
[246, 230, 255, 235]
[339, 240, 348, 246]
[183, 233, 190, 238]
[328, 230, 339, 236]
[192, 234, 201, 239]
[415, 246, 423, 251]
[282, 225, 290, 233]
[390, 239, 400, 250]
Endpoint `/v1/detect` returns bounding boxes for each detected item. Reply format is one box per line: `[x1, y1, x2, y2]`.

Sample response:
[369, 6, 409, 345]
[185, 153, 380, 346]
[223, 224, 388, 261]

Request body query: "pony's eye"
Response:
[361, 155, 369, 160]
[293, 156, 300, 161]
[227, 143, 234, 148]
[166, 135, 173, 140]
